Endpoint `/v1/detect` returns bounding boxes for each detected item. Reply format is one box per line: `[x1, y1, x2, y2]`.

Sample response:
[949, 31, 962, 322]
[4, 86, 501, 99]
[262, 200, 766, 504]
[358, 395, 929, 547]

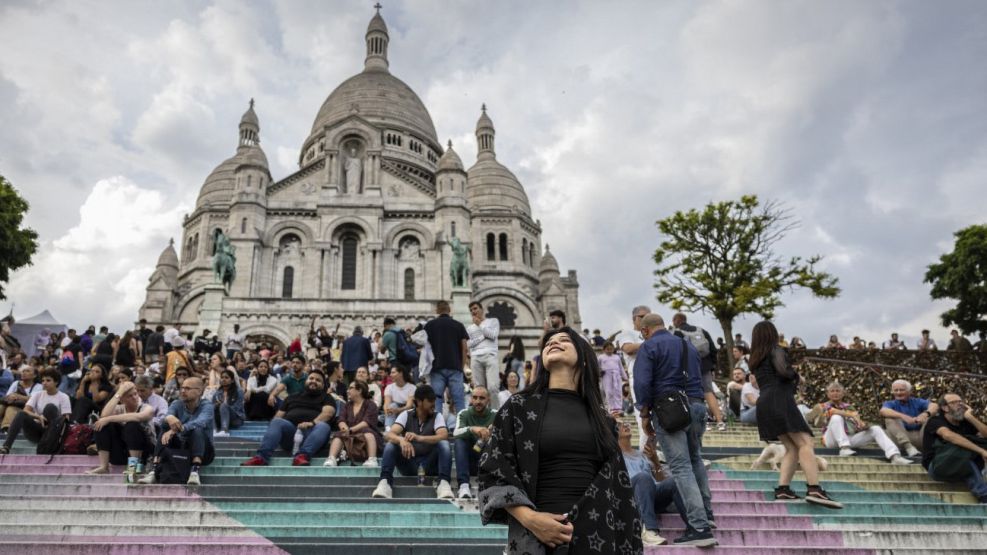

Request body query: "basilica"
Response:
[138, 8, 580, 348]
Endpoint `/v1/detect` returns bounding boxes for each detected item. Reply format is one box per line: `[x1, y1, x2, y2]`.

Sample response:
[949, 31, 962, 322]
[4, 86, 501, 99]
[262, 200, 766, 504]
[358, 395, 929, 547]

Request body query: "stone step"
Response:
[0, 509, 488, 527]
[0, 524, 507, 540]
[656, 527, 987, 549]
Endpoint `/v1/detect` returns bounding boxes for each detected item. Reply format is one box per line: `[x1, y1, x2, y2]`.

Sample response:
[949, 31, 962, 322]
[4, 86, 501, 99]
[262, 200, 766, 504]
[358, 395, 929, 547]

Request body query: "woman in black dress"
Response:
[478, 327, 642, 554]
[750, 320, 841, 509]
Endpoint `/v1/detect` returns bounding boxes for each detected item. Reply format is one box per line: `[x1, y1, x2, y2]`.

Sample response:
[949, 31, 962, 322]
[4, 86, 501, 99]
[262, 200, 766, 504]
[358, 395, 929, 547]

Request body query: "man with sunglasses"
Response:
[452, 385, 495, 499]
[923, 393, 987, 503]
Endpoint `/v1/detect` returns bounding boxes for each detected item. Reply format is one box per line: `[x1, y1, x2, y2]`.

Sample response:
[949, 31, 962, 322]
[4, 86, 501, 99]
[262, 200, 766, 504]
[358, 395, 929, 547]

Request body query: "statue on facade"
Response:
[211, 229, 236, 291]
[343, 147, 362, 194]
[449, 236, 470, 288]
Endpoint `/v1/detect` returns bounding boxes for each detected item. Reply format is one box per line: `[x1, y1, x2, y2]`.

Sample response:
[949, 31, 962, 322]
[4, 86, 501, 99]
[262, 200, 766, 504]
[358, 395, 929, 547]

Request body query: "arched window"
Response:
[499, 233, 509, 261]
[404, 268, 415, 300]
[522, 238, 529, 265]
[282, 266, 294, 299]
[240, 218, 247, 234]
[451, 221, 457, 238]
[193, 233, 199, 260]
[486, 233, 495, 261]
[341, 235, 358, 290]
[246, 175, 252, 189]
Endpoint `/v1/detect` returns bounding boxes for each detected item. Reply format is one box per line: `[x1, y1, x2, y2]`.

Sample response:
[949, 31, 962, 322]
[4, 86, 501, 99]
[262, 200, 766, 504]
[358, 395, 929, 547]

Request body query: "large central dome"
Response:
[309, 70, 438, 143]
[301, 10, 439, 159]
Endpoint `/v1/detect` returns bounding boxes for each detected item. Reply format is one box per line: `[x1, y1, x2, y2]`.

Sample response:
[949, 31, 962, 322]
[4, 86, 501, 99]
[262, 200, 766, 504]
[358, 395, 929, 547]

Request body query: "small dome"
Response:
[437, 141, 464, 172]
[539, 244, 559, 275]
[367, 12, 388, 35]
[476, 105, 494, 133]
[196, 144, 269, 208]
[467, 157, 531, 215]
[156, 240, 179, 269]
[240, 99, 259, 127]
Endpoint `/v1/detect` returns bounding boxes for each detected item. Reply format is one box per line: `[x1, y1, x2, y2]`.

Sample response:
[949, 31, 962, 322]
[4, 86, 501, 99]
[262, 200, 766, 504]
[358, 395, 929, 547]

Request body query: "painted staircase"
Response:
[0, 420, 985, 553]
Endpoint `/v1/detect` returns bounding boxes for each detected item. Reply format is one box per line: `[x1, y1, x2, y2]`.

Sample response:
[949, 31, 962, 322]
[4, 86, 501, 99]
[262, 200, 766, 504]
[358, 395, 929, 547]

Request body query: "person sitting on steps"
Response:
[86, 381, 155, 479]
[138, 377, 215, 486]
[0, 368, 71, 454]
[452, 385, 496, 500]
[241, 371, 336, 467]
[213, 369, 245, 437]
[879, 379, 938, 459]
[1, 365, 41, 432]
[372, 384, 454, 500]
[324, 380, 381, 467]
[814, 381, 913, 465]
[922, 392, 987, 503]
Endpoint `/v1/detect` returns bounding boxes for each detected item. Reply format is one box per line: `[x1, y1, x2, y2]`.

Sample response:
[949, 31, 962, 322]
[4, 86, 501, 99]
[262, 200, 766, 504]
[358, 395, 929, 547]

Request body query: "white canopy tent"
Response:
[9, 310, 68, 358]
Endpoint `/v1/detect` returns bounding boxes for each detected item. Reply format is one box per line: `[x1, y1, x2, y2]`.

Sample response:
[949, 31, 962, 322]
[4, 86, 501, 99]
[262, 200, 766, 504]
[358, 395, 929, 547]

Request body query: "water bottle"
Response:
[473, 438, 488, 453]
[417, 463, 426, 486]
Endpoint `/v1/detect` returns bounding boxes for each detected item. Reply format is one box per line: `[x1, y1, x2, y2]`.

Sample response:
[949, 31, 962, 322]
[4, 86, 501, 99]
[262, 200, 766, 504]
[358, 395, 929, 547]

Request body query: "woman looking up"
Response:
[479, 327, 641, 553]
[750, 320, 841, 509]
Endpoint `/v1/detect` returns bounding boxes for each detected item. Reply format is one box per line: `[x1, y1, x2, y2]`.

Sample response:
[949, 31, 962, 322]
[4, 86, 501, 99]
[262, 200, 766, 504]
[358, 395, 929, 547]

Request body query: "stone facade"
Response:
[138, 9, 581, 350]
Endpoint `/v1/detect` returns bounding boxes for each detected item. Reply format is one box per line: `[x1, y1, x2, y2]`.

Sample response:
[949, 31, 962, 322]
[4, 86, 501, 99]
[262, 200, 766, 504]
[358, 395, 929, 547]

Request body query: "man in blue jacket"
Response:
[139, 376, 214, 486]
[634, 313, 716, 548]
[341, 326, 373, 382]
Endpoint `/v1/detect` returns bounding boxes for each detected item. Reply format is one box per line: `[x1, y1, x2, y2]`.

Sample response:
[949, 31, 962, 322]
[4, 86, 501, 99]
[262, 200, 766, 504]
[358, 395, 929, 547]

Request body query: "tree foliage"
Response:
[924, 224, 987, 335]
[0, 174, 39, 300]
[653, 195, 840, 362]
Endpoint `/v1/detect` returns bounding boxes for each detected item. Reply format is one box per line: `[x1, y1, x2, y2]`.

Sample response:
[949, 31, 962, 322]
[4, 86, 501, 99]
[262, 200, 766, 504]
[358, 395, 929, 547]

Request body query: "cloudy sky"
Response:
[1, 0, 985, 347]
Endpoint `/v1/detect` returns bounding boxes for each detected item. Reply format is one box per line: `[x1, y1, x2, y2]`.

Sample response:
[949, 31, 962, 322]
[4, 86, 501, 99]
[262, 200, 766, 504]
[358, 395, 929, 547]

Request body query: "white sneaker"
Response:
[187, 471, 201, 486]
[436, 479, 454, 499]
[905, 446, 921, 458]
[371, 478, 392, 499]
[889, 454, 913, 465]
[214, 431, 229, 438]
[838, 448, 856, 457]
[323, 456, 338, 467]
[641, 529, 667, 546]
[137, 471, 156, 485]
[362, 457, 378, 468]
[458, 483, 472, 499]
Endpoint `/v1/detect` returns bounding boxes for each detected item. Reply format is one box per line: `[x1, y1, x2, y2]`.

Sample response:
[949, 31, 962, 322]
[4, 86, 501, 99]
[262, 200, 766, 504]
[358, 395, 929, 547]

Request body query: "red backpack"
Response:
[62, 423, 94, 455]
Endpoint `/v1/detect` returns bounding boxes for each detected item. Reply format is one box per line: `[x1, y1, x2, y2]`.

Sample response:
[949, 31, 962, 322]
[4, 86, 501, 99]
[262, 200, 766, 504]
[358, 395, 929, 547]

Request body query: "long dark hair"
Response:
[220, 368, 240, 402]
[509, 335, 525, 360]
[748, 321, 779, 370]
[523, 326, 618, 458]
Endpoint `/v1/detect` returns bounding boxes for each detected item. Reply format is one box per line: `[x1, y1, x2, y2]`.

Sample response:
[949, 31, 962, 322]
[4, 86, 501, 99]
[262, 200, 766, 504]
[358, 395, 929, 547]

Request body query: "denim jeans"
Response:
[740, 406, 758, 425]
[156, 426, 215, 465]
[929, 460, 987, 501]
[380, 439, 452, 486]
[257, 418, 332, 460]
[454, 437, 481, 486]
[631, 472, 687, 531]
[216, 403, 244, 432]
[651, 399, 712, 532]
[429, 369, 466, 415]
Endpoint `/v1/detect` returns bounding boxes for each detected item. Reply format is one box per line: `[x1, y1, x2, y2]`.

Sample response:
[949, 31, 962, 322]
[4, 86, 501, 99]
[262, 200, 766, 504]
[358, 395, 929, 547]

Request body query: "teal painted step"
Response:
[0, 509, 485, 527]
[274, 542, 504, 555]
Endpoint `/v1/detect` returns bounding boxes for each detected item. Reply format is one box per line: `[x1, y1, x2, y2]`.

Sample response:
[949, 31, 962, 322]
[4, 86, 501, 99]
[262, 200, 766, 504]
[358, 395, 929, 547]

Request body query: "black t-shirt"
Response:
[424, 315, 468, 370]
[281, 390, 334, 426]
[922, 414, 979, 469]
[536, 389, 604, 514]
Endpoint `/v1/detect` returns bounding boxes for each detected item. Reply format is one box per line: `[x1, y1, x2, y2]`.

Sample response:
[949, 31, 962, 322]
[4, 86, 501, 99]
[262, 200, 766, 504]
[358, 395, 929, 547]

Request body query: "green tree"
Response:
[653, 195, 840, 366]
[0, 174, 39, 300]
[924, 224, 987, 335]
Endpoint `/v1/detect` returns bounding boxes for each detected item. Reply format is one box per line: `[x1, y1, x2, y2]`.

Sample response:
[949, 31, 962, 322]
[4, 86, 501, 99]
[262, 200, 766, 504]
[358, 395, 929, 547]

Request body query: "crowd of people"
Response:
[0, 303, 985, 553]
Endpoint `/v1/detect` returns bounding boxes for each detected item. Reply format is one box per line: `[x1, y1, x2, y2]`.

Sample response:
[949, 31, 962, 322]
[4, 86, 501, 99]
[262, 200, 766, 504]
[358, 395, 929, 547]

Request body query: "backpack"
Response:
[36, 414, 70, 456]
[676, 325, 711, 359]
[156, 446, 192, 484]
[385, 329, 420, 367]
[62, 423, 94, 455]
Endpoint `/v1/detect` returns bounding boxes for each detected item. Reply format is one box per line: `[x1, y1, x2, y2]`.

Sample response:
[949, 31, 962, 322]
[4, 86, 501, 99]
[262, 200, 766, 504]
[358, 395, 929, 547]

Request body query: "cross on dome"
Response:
[374, 2, 382, 13]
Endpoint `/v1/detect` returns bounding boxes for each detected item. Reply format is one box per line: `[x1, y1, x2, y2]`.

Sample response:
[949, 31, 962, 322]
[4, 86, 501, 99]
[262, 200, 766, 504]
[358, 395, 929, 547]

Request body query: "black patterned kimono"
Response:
[478, 391, 644, 555]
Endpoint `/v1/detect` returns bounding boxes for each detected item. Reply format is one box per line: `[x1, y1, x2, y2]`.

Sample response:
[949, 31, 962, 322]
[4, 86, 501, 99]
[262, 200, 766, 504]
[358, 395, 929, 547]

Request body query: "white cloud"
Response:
[5, 177, 187, 329]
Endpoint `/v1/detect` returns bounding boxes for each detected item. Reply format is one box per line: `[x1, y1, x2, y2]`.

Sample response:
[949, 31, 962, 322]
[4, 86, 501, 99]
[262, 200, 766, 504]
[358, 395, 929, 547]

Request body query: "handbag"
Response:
[653, 337, 693, 433]
[341, 433, 369, 462]
[156, 445, 192, 484]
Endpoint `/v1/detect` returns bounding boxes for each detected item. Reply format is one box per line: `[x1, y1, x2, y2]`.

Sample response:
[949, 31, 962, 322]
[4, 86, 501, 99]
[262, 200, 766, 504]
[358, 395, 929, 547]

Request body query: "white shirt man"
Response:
[466, 302, 501, 409]
[225, 325, 245, 358]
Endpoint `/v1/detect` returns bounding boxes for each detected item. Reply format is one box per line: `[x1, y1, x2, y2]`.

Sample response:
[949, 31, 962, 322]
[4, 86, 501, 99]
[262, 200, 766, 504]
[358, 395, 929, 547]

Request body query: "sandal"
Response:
[85, 467, 109, 475]
[805, 485, 843, 509]
[773, 485, 800, 501]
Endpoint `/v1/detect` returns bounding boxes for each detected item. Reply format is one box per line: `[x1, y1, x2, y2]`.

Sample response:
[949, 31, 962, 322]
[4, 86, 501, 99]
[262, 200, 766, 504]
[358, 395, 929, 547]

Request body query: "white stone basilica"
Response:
[139, 9, 580, 349]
